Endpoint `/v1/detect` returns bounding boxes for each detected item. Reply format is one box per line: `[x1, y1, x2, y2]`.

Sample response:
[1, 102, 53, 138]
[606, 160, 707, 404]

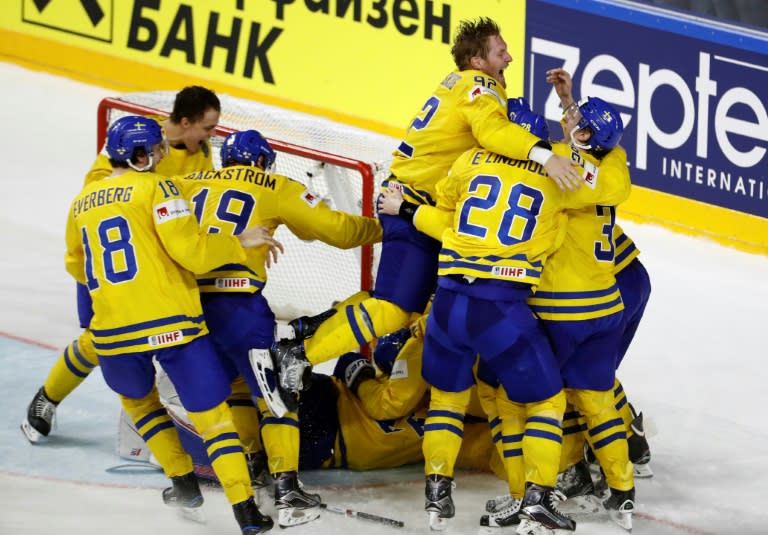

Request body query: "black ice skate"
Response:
[519, 483, 576, 532]
[233, 496, 274, 534]
[273, 471, 321, 527]
[288, 308, 337, 340]
[162, 472, 205, 523]
[628, 404, 653, 478]
[21, 387, 58, 443]
[246, 451, 270, 490]
[556, 460, 595, 499]
[425, 474, 455, 531]
[480, 495, 522, 527]
[556, 461, 602, 516]
[603, 487, 635, 532]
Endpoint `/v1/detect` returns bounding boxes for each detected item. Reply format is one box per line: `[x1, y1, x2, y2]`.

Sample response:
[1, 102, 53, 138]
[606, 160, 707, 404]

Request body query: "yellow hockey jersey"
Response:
[330, 314, 492, 470]
[389, 70, 541, 204]
[528, 147, 632, 320]
[430, 143, 631, 287]
[177, 166, 383, 293]
[64, 171, 246, 356]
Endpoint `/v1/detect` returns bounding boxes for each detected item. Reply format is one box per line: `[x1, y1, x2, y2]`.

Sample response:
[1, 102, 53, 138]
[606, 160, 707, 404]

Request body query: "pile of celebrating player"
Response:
[20, 15, 652, 535]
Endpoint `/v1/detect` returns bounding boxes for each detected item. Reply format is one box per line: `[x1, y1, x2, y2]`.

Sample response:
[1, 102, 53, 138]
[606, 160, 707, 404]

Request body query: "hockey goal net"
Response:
[97, 92, 396, 321]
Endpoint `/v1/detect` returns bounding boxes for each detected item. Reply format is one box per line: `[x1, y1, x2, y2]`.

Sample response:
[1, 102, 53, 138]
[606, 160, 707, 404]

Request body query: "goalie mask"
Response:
[105, 115, 164, 171]
[569, 97, 624, 156]
[221, 130, 276, 170]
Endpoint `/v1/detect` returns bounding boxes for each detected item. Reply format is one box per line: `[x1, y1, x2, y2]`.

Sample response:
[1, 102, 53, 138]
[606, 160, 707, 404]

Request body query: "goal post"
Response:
[96, 94, 393, 320]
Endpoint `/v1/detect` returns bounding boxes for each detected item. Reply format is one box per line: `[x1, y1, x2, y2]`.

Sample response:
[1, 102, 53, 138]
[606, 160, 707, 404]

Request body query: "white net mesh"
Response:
[100, 92, 399, 319]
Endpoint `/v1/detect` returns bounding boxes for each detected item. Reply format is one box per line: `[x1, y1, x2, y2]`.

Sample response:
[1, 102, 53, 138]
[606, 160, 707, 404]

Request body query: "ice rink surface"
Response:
[1, 62, 767, 534]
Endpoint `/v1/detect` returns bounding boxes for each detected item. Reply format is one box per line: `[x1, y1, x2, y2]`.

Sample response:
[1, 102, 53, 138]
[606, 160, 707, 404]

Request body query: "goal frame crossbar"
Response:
[96, 96, 376, 293]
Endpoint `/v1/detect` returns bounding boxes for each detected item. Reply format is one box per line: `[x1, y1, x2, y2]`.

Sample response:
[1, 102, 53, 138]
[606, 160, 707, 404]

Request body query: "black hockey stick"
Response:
[320, 503, 405, 528]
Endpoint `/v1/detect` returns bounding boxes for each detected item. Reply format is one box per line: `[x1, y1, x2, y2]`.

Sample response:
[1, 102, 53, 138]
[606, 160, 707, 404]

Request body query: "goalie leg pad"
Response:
[249, 348, 298, 418]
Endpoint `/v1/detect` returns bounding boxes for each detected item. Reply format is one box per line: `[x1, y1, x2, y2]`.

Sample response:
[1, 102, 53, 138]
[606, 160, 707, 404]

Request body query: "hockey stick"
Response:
[321, 503, 405, 528]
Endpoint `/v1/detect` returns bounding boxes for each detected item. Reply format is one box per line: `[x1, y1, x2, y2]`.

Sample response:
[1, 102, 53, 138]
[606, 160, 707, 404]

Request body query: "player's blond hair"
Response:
[451, 17, 501, 70]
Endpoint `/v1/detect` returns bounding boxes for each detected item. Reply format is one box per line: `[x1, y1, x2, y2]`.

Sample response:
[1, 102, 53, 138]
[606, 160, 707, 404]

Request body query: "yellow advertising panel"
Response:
[1, 0, 528, 136]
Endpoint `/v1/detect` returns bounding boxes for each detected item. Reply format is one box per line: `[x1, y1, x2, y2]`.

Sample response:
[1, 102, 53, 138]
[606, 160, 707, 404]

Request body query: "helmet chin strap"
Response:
[569, 125, 592, 151]
[128, 154, 154, 172]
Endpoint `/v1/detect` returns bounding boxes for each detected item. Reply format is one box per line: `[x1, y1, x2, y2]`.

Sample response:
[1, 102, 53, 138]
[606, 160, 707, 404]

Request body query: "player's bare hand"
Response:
[546, 68, 574, 109]
[544, 153, 583, 191]
[239, 225, 285, 267]
[377, 187, 404, 215]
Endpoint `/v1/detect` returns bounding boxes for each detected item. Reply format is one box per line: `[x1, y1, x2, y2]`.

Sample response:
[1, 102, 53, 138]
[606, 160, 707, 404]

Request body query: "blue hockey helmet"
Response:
[221, 130, 276, 170]
[510, 108, 550, 140]
[571, 97, 624, 155]
[507, 96, 531, 121]
[105, 115, 164, 169]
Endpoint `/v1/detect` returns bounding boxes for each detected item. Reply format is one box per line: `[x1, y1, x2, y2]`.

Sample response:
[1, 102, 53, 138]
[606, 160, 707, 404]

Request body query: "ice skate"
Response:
[288, 308, 337, 340]
[162, 472, 205, 523]
[556, 460, 595, 499]
[485, 492, 515, 513]
[628, 404, 653, 478]
[21, 387, 58, 443]
[273, 471, 321, 527]
[519, 483, 575, 532]
[425, 474, 455, 531]
[246, 451, 270, 490]
[480, 495, 522, 527]
[603, 487, 634, 532]
[233, 496, 274, 534]
[556, 461, 601, 516]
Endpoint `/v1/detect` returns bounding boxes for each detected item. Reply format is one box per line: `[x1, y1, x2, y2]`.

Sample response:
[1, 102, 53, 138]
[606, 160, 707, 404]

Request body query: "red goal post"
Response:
[96, 95, 389, 321]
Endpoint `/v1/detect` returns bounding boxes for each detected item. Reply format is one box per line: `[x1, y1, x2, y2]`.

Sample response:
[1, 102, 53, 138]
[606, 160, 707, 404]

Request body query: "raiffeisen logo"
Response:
[526, 1, 768, 218]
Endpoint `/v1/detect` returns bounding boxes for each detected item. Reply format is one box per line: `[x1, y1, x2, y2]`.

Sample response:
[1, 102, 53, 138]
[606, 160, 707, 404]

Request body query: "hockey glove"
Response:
[333, 352, 375, 394]
[373, 327, 411, 375]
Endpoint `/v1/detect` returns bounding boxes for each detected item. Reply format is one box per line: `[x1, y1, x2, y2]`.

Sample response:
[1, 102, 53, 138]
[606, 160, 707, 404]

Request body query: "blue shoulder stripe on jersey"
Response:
[90, 314, 205, 337]
[92, 327, 204, 350]
[530, 296, 623, 314]
[396, 141, 414, 158]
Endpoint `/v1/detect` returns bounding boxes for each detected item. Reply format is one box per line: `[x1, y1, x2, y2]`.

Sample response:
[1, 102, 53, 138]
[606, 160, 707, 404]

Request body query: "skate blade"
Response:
[607, 509, 633, 532]
[20, 420, 44, 444]
[559, 495, 601, 516]
[633, 462, 654, 479]
[177, 506, 206, 524]
[278, 506, 321, 527]
[515, 518, 557, 535]
[486, 494, 514, 513]
[428, 511, 451, 531]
